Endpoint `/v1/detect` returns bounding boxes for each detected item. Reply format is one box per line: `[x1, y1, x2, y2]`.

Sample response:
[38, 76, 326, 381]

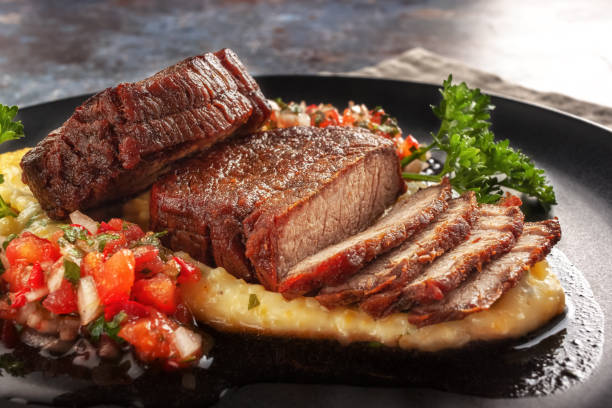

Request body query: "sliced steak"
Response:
[150, 126, 405, 285]
[279, 180, 452, 298]
[316, 191, 477, 308]
[408, 219, 561, 327]
[360, 203, 524, 318]
[21, 49, 271, 219]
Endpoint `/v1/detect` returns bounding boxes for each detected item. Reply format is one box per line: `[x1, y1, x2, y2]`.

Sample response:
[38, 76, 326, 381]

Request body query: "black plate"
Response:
[1, 76, 611, 408]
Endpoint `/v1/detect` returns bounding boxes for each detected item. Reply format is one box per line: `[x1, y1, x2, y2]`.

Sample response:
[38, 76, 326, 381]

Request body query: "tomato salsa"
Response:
[0, 214, 204, 368]
[263, 99, 420, 161]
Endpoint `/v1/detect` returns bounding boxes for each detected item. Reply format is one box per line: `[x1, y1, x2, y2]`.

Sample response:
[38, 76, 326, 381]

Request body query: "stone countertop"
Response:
[0, 0, 610, 108]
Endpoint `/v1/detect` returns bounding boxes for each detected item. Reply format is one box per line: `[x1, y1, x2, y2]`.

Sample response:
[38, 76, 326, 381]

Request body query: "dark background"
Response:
[0, 0, 610, 108]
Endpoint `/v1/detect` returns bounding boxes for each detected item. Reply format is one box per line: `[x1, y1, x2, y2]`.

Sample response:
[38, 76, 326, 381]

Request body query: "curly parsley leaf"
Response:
[0, 103, 25, 219]
[0, 104, 24, 145]
[402, 75, 556, 205]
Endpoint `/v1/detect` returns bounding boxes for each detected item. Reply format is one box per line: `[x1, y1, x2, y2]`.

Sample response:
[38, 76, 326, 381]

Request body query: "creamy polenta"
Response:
[0, 148, 565, 352]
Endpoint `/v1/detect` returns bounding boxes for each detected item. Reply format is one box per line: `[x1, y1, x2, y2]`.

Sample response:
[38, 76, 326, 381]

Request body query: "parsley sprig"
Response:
[0, 104, 24, 145]
[0, 103, 25, 219]
[402, 76, 556, 205]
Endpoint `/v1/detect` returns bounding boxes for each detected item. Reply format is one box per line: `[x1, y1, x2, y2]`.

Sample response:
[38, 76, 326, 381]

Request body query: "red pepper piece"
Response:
[133, 245, 160, 273]
[69, 224, 92, 236]
[173, 257, 201, 284]
[99, 218, 123, 233]
[42, 279, 78, 315]
[104, 299, 151, 321]
[10, 290, 28, 309]
[26, 262, 45, 290]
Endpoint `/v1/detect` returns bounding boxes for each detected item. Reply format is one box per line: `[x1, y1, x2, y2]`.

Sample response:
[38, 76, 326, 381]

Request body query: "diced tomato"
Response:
[3, 262, 31, 292]
[93, 249, 135, 305]
[122, 223, 145, 242]
[395, 134, 419, 160]
[499, 194, 523, 207]
[81, 251, 105, 278]
[173, 257, 201, 284]
[342, 108, 356, 126]
[5, 232, 60, 266]
[118, 315, 178, 362]
[327, 108, 340, 124]
[133, 245, 160, 273]
[99, 218, 123, 233]
[9, 290, 27, 309]
[173, 302, 195, 326]
[102, 233, 127, 257]
[26, 262, 45, 290]
[137, 255, 167, 278]
[132, 274, 178, 314]
[104, 299, 151, 321]
[42, 279, 78, 315]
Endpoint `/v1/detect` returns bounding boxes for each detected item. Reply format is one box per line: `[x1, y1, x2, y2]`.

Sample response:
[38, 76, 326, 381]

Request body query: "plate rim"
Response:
[16, 74, 612, 135]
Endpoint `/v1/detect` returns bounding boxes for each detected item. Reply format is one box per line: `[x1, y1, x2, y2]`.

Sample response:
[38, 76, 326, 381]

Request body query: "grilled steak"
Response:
[21, 48, 270, 219]
[408, 219, 561, 327]
[316, 191, 477, 308]
[150, 126, 405, 285]
[360, 203, 524, 318]
[280, 180, 452, 298]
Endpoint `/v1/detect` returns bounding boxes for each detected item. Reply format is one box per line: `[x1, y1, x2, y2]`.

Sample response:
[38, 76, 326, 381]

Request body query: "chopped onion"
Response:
[172, 327, 202, 360]
[78, 276, 101, 325]
[26, 308, 43, 329]
[297, 112, 311, 126]
[16, 302, 36, 325]
[47, 257, 65, 292]
[25, 287, 49, 303]
[69, 210, 99, 235]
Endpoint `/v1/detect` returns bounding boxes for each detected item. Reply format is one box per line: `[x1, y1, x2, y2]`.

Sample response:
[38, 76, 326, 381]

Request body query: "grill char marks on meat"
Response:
[21, 49, 271, 219]
[408, 219, 561, 327]
[316, 191, 478, 308]
[150, 126, 405, 284]
[279, 180, 453, 299]
[360, 203, 525, 318]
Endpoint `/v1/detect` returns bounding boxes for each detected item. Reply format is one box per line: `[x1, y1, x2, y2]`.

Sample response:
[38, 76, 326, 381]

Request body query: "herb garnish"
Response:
[63, 259, 81, 284]
[133, 231, 167, 248]
[248, 293, 260, 310]
[0, 104, 24, 145]
[96, 233, 120, 251]
[0, 353, 25, 377]
[0, 174, 17, 219]
[2, 233, 17, 250]
[60, 224, 90, 244]
[402, 75, 556, 205]
[0, 104, 25, 219]
[88, 311, 127, 343]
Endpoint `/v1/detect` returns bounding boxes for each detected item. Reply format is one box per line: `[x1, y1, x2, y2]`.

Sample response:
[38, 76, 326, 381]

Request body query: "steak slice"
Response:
[150, 126, 405, 285]
[279, 180, 452, 298]
[360, 203, 525, 318]
[21, 49, 271, 219]
[316, 191, 477, 308]
[408, 219, 561, 327]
